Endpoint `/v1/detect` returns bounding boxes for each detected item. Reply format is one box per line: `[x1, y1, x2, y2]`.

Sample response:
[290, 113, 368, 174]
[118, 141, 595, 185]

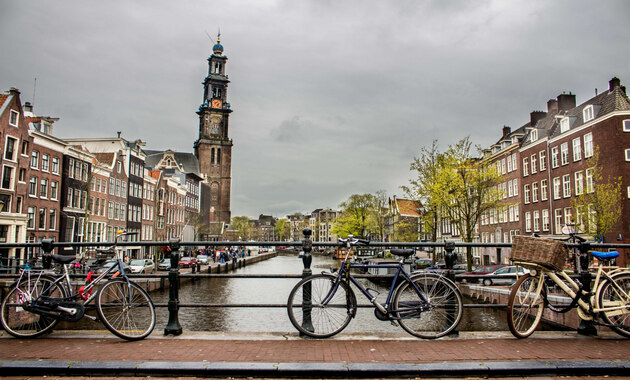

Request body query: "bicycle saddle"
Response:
[52, 254, 77, 264]
[590, 251, 619, 260]
[390, 249, 414, 258]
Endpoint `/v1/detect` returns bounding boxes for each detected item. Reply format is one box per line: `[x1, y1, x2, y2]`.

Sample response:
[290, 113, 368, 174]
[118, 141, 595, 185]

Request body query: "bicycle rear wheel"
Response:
[507, 273, 546, 338]
[393, 272, 463, 339]
[0, 276, 65, 338]
[287, 274, 356, 338]
[96, 279, 156, 341]
[597, 273, 630, 338]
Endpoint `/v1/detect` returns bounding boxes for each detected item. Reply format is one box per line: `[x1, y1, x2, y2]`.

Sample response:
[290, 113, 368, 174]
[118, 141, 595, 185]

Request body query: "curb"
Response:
[1, 360, 629, 378]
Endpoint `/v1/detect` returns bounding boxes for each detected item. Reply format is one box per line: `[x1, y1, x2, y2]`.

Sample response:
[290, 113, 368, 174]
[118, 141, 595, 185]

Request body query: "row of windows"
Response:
[67, 158, 90, 181]
[522, 133, 593, 177]
[67, 187, 87, 210]
[481, 204, 520, 226]
[4, 136, 30, 162]
[496, 153, 518, 175]
[480, 230, 521, 244]
[28, 177, 59, 200]
[30, 151, 60, 174]
[109, 177, 127, 198]
[26, 207, 57, 231]
[551, 169, 594, 200]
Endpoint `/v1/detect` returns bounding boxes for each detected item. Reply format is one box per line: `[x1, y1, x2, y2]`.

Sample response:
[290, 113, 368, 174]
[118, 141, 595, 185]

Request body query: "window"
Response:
[575, 171, 584, 195]
[524, 184, 530, 204]
[511, 153, 517, 171]
[563, 174, 571, 198]
[560, 142, 569, 165]
[560, 117, 570, 133]
[1, 166, 14, 190]
[554, 209, 563, 234]
[533, 211, 540, 232]
[39, 208, 46, 230]
[530, 129, 538, 142]
[542, 209, 550, 231]
[4, 136, 17, 161]
[572, 138, 581, 161]
[564, 208, 573, 225]
[532, 182, 539, 203]
[624, 120, 630, 132]
[508, 180, 513, 197]
[42, 154, 50, 172]
[29, 177, 37, 196]
[530, 154, 537, 173]
[108, 201, 114, 219]
[40, 178, 48, 198]
[21, 140, 29, 156]
[523, 158, 529, 176]
[553, 177, 561, 199]
[514, 204, 519, 221]
[541, 179, 548, 201]
[18, 168, 25, 183]
[525, 212, 531, 232]
[68, 158, 75, 178]
[27, 207, 35, 229]
[30, 151, 39, 169]
[52, 157, 59, 174]
[583, 105, 594, 122]
[109, 178, 115, 195]
[50, 181, 58, 200]
[626, 149, 630, 161]
[586, 168, 594, 193]
[584, 133, 593, 158]
[551, 147, 559, 168]
[9, 110, 19, 126]
[49, 209, 56, 230]
[507, 155, 512, 172]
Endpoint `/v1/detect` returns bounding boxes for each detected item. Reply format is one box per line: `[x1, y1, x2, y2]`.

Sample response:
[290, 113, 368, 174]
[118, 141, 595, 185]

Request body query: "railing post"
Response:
[41, 238, 54, 270]
[443, 239, 459, 336]
[164, 238, 183, 336]
[300, 228, 314, 334]
[576, 240, 597, 336]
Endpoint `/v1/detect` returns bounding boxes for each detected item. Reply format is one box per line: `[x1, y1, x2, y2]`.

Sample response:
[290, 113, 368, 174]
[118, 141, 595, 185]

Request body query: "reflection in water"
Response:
[151, 255, 511, 333]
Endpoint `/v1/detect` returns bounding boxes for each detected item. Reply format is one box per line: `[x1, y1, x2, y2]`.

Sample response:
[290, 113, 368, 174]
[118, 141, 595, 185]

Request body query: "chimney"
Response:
[117, 131, 122, 138]
[547, 99, 558, 113]
[23, 102, 33, 113]
[609, 77, 621, 91]
[502, 126, 511, 136]
[530, 111, 547, 126]
[9, 87, 20, 96]
[557, 92, 576, 111]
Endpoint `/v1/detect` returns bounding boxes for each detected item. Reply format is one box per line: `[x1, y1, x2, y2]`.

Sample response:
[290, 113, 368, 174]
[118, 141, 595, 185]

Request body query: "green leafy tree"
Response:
[391, 217, 419, 242]
[332, 193, 379, 239]
[274, 218, 290, 241]
[572, 149, 623, 240]
[372, 190, 389, 242]
[230, 216, 253, 241]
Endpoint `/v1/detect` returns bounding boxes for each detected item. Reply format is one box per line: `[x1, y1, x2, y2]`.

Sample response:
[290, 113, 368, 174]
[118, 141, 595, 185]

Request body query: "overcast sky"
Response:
[2, 0, 629, 219]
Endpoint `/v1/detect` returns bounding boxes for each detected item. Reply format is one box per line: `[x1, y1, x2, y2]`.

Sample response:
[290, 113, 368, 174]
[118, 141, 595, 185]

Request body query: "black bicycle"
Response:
[0, 232, 156, 341]
[287, 236, 463, 338]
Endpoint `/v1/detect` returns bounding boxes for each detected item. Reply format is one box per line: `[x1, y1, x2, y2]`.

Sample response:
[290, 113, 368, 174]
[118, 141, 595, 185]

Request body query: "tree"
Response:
[274, 218, 290, 241]
[372, 190, 389, 241]
[571, 148, 623, 240]
[332, 193, 379, 239]
[405, 138, 503, 270]
[230, 216, 253, 241]
[391, 217, 418, 242]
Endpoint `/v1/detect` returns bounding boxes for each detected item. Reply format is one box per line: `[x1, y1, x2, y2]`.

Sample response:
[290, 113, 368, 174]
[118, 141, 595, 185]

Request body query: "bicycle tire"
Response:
[507, 273, 546, 338]
[597, 272, 630, 338]
[392, 272, 463, 339]
[287, 273, 356, 338]
[0, 276, 65, 338]
[96, 279, 156, 341]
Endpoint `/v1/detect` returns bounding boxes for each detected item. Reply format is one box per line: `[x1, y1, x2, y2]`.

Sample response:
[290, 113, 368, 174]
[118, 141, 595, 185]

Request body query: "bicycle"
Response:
[1, 232, 156, 341]
[507, 230, 630, 339]
[287, 236, 463, 338]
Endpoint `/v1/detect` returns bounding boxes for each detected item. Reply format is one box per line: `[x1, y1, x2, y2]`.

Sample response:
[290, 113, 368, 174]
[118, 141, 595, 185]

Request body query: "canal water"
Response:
[151, 254, 509, 333]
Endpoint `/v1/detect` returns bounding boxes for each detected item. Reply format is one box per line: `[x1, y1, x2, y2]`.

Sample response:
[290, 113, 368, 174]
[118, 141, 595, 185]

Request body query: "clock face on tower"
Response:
[211, 99, 222, 109]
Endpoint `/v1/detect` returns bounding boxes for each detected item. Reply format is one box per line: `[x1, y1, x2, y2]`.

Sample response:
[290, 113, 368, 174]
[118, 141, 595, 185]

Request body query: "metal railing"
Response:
[1, 228, 628, 336]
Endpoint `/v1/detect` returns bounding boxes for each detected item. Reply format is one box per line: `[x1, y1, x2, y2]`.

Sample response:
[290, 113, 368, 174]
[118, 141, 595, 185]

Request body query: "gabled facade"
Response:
[385, 197, 422, 243]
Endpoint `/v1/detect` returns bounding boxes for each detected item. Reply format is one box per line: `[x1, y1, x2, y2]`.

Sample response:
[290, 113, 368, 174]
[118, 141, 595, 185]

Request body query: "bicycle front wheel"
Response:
[393, 272, 463, 339]
[597, 272, 630, 338]
[0, 276, 65, 338]
[507, 273, 546, 338]
[287, 274, 356, 338]
[96, 279, 156, 341]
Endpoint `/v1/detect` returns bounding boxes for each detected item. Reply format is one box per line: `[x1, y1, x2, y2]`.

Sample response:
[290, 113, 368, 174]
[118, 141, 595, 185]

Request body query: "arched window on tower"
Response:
[217, 148, 221, 164]
[211, 183, 219, 202]
[212, 87, 222, 98]
[214, 62, 222, 74]
[210, 148, 215, 164]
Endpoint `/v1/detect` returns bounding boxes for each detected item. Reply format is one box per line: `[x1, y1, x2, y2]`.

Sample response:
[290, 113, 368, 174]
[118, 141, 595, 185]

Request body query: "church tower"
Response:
[194, 33, 232, 224]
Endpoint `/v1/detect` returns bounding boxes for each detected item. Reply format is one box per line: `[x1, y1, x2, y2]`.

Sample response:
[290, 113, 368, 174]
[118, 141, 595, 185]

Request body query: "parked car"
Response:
[86, 258, 109, 272]
[412, 258, 432, 270]
[129, 259, 155, 274]
[95, 260, 130, 274]
[157, 258, 171, 271]
[179, 257, 197, 268]
[424, 263, 469, 276]
[480, 265, 529, 286]
[196, 255, 209, 265]
[456, 265, 507, 283]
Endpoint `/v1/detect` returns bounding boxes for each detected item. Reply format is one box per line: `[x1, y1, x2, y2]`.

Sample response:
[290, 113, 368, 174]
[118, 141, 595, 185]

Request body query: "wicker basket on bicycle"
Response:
[510, 235, 568, 271]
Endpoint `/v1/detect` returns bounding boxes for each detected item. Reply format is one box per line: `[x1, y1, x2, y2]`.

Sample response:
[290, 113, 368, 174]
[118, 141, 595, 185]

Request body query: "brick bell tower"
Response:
[194, 32, 232, 224]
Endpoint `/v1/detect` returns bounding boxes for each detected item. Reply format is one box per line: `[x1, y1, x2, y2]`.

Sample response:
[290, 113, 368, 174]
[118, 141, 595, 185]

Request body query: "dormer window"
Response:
[530, 129, 538, 142]
[560, 117, 570, 133]
[583, 105, 594, 122]
[511, 136, 519, 143]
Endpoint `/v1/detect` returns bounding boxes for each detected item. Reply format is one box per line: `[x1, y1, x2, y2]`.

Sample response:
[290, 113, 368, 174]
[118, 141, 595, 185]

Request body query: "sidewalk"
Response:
[1, 330, 629, 377]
